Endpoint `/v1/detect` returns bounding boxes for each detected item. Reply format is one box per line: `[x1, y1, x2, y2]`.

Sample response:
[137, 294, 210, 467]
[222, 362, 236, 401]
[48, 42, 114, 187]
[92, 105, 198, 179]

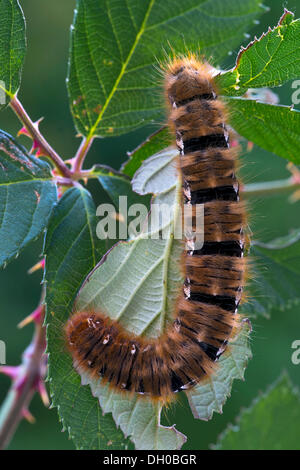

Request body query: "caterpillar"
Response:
[65, 56, 248, 404]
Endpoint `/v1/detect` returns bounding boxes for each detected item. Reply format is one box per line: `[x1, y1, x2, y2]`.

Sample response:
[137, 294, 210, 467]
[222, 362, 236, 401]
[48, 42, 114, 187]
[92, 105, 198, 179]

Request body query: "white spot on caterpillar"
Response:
[181, 384, 190, 390]
[186, 238, 195, 251]
[103, 335, 110, 344]
[183, 181, 191, 200]
[87, 318, 97, 328]
[184, 279, 191, 298]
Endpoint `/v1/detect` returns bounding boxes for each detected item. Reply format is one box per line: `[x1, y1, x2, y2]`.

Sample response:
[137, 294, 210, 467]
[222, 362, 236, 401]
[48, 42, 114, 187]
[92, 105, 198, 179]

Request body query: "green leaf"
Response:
[86, 164, 133, 205]
[45, 187, 129, 450]
[95, 166, 151, 209]
[214, 374, 300, 450]
[76, 184, 183, 342]
[187, 322, 252, 421]
[226, 98, 300, 164]
[122, 127, 172, 178]
[68, 0, 265, 138]
[0, 130, 57, 268]
[218, 9, 300, 96]
[91, 165, 152, 242]
[79, 370, 186, 450]
[131, 147, 178, 195]
[0, 0, 26, 108]
[242, 230, 300, 317]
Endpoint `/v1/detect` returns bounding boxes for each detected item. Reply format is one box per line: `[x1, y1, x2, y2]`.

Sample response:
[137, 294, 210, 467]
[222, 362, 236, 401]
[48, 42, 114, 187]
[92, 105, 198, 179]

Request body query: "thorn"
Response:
[285, 162, 300, 203]
[28, 258, 45, 274]
[289, 190, 300, 203]
[0, 365, 20, 381]
[57, 186, 64, 199]
[64, 157, 75, 165]
[18, 118, 45, 157]
[35, 148, 45, 158]
[17, 126, 31, 138]
[111, 212, 125, 223]
[18, 305, 43, 329]
[17, 118, 44, 141]
[51, 168, 59, 179]
[0, 364, 28, 393]
[35, 117, 44, 129]
[247, 141, 254, 152]
[31, 118, 45, 135]
[30, 140, 42, 155]
[22, 408, 36, 424]
[287, 162, 300, 184]
[37, 380, 50, 407]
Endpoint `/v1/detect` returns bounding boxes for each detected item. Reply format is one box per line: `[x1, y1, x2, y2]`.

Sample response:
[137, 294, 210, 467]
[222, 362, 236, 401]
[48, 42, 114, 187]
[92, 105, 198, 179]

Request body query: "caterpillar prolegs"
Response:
[65, 57, 248, 403]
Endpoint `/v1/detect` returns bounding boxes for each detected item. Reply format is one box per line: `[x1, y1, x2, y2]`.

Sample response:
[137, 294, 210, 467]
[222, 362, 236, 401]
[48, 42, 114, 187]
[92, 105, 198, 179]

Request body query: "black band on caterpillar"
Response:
[65, 56, 248, 404]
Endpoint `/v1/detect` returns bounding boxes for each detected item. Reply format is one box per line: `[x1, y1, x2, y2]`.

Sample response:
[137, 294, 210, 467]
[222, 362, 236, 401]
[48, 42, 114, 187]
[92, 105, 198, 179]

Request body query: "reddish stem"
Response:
[0, 306, 47, 450]
[10, 95, 72, 178]
[72, 136, 94, 174]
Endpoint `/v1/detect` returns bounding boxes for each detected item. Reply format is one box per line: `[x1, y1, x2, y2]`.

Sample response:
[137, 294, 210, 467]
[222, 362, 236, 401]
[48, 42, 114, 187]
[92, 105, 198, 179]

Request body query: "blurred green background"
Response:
[0, 0, 299, 450]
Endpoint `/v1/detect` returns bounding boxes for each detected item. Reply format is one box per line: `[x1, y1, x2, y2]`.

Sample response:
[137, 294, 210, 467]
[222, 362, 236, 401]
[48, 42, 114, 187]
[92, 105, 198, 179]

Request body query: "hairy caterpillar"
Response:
[65, 56, 248, 403]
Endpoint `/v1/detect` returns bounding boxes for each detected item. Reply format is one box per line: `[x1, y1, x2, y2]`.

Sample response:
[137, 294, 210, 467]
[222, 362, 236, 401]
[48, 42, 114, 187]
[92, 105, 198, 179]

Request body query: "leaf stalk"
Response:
[242, 177, 300, 198]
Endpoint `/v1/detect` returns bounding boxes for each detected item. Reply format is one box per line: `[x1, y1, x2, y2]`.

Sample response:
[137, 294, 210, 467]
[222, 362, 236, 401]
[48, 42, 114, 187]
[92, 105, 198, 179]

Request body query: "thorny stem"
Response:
[10, 95, 72, 178]
[10, 95, 96, 183]
[0, 305, 47, 450]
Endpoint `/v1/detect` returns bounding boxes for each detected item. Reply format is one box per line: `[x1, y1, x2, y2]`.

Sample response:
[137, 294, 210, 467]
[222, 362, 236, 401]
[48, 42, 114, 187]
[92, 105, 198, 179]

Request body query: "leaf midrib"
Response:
[243, 30, 284, 87]
[86, 0, 155, 139]
[0, 177, 52, 186]
[0, 0, 20, 98]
